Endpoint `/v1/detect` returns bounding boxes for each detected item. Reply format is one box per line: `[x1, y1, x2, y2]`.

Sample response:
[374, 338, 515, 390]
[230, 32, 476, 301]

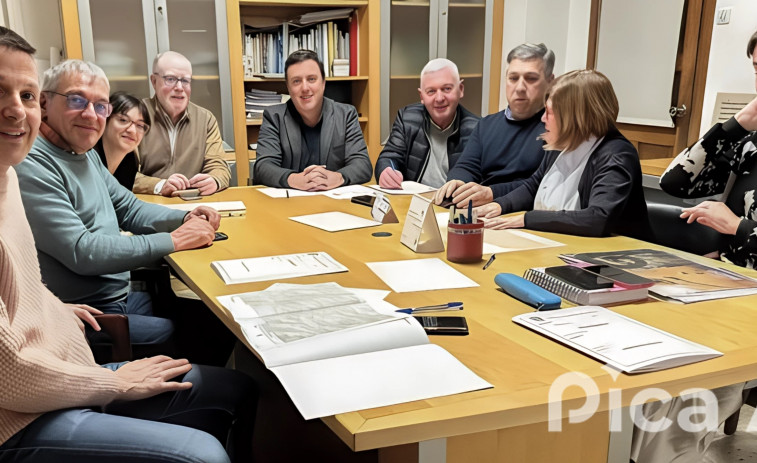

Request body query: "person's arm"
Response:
[493, 153, 551, 214]
[375, 109, 410, 182]
[522, 149, 638, 237]
[445, 119, 484, 183]
[132, 171, 164, 195]
[336, 106, 371, 185]
[660, 117, 756, 198]
[18, 159, 178, 276]
[253, 107, 296, 187]
[200, 114, 231, 191]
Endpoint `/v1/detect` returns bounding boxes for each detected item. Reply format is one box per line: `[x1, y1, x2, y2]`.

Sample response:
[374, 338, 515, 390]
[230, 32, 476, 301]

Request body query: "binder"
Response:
[523, 267, 648, 305]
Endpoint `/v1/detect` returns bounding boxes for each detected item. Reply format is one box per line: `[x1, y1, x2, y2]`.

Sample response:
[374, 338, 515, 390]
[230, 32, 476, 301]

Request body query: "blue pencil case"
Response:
[494, 273, 561, 311]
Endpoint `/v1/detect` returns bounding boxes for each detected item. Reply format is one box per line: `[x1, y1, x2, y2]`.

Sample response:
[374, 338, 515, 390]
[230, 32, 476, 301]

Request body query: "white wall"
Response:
[499, 0, 590, 110]
[2, 0, 63, 75]
[699, 0, 757, 135]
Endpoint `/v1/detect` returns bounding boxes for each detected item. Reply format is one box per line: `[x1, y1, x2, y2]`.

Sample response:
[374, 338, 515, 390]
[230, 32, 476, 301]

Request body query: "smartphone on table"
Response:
[580, 265, 655, 289]
[544, 265, 615, 290]
[414, 316, 469, 335]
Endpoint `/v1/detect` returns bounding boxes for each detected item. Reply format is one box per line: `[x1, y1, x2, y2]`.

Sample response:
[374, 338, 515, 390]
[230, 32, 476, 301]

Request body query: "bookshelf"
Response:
[227, 0, 380, 186]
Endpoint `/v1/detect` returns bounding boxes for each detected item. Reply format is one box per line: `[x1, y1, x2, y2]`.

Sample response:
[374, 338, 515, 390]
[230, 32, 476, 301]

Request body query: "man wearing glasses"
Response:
[137, 51, 230, 196]
[14, 59, 221, 352]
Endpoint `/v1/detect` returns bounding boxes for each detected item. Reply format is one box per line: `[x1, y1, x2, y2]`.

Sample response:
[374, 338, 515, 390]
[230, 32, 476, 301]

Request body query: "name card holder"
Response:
[371, 193, 399, 224]
[400, 195, 444, 253]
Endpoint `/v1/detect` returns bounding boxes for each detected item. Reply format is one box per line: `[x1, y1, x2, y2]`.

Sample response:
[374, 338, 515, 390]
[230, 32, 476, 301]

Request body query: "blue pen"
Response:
[467, 200, 473, 223]
[396, 302, 463, 314]
[389, 159, 398, 171]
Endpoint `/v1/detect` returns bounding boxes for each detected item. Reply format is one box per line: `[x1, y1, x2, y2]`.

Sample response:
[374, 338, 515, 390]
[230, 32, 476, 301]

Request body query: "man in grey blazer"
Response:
[253, 49, 372, 190]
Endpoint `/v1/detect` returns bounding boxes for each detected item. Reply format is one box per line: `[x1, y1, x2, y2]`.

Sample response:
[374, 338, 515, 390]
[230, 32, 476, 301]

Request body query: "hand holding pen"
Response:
[379, 159, 403, 189]
[396, 302, 463, 314]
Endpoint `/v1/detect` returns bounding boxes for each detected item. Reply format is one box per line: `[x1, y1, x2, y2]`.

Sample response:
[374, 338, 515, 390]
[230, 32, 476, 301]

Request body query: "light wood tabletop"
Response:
[145, 187, 757, 463]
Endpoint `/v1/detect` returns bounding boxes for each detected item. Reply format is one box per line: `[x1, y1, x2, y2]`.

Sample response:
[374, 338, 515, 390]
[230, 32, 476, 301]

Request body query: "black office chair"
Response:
[645, 202, 726, 255]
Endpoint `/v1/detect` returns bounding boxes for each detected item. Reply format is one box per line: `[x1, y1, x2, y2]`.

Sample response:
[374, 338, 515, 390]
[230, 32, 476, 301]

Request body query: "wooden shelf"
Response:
[391, 1, 430, 6]
[244, 75, 368, 82]
[107, 74, 219, 82]
[390, 73, 483, 79]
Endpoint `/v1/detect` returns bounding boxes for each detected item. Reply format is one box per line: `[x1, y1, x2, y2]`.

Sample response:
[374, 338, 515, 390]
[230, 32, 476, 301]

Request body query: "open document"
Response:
[217, 283, 492, 419]
[563, 249, 757, 303]
[512, 306, 722, 373]
[211, 252, 347, 284]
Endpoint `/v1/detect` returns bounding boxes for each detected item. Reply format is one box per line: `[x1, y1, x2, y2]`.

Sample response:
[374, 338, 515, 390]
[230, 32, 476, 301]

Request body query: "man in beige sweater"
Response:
[136, 51, 231, 196]
[0, 26, 254, 462]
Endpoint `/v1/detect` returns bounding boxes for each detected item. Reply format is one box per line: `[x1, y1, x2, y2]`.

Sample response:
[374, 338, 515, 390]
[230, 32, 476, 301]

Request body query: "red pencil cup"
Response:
[447, 222, 484, 263]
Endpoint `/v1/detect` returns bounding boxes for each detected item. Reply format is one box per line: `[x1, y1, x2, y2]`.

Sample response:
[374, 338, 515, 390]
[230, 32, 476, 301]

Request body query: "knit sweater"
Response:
[0, 167, 128, 445]
[445, 109, 546, 198]
[15, 136, 185, 305]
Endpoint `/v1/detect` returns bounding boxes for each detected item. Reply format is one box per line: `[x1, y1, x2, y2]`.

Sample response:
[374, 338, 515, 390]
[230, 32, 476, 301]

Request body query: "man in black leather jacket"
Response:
[374, 59, 479, 189]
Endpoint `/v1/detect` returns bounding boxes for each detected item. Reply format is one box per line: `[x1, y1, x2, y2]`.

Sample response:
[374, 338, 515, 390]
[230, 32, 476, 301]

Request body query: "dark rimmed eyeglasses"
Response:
[45, 91, 113, 118]
[112, 114, 150, 134]
[155, 74, 192, 88]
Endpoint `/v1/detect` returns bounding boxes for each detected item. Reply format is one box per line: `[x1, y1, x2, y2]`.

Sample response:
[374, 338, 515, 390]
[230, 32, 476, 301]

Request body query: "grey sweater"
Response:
[15, 136, 185, 305]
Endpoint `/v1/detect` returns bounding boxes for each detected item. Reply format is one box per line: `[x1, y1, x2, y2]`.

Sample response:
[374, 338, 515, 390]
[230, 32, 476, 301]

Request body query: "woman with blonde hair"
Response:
[476, 69, 649, 238]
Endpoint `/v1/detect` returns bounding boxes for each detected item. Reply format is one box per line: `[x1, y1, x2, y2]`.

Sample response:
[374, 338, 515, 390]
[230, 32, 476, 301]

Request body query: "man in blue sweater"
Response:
[434, 43, 555, 207]
[15, 59, 221, 350]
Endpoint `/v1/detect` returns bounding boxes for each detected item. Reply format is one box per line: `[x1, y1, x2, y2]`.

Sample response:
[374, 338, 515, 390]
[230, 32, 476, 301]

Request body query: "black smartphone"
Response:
[414, 316, 469, 335]
[214, 232, 228, 241]
[581, 265, 654, 289]
[438, 197, 455, 208]
[350, 195, 376, 207]
[544, 265, 614, 290]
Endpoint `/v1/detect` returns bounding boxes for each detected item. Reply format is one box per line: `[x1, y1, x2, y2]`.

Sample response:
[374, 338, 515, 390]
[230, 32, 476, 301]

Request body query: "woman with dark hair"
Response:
[94, 91, 150, 190]
[475, 69, 649, 239]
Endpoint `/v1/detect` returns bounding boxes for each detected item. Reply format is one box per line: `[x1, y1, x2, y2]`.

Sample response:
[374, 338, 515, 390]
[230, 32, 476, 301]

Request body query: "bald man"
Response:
[136, 51, 231, 196]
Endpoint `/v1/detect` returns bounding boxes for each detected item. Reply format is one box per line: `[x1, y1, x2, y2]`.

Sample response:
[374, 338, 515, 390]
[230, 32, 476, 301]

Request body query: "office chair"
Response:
[89, 314, 132, 363]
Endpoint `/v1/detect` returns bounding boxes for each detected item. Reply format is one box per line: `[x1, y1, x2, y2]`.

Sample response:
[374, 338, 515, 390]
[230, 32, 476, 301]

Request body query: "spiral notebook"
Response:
[523, 267, 648, 305]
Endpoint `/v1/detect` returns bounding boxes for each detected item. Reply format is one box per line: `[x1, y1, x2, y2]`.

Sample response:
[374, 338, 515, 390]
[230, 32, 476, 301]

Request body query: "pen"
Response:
[467, 200, 473, 223]
[286, 189, 290, 198]
[482, 254, 496, 270]
[395, 302, 463, 314]
[389, 159, 398, 171]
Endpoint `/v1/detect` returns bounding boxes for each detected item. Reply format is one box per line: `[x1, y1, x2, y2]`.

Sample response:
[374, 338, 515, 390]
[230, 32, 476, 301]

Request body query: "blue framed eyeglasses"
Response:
[46, 91, 113, 118]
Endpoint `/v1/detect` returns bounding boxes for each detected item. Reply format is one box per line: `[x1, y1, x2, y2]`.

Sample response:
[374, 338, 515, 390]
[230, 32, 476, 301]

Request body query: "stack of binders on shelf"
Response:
[243, 9, 358, 79]
[245, 89, 289, 121]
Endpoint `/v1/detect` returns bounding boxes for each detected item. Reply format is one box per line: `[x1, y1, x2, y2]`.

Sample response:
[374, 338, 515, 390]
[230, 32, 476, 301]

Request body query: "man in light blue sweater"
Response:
[15, 59, 220, 349]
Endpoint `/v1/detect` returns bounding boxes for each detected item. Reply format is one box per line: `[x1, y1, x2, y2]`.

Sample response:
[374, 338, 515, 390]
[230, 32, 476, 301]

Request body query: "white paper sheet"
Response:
[271, 343, 493, 419]
[368, 181, 436, 195]
[366, 258, 479, 293]
[323, 185, 377, 199]
[436, 212, 564, 254]
[289, 211, 382, 232]
[258, 185, 377, 200]
[162, 201, 246, 217]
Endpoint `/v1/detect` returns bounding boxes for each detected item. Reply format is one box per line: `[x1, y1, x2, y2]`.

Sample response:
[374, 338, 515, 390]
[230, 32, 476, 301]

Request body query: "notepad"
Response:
[512, 306, 722, 373]
[162, 201, 246, 217]
[211, 252, 347, 284]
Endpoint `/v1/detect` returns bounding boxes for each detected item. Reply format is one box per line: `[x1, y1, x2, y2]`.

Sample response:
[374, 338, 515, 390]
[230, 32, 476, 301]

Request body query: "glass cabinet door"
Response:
[384, 0, 431, 140]
[444, 0, 488, 118]
[163, 0, 224, 136]
[79, 0, 151, 98]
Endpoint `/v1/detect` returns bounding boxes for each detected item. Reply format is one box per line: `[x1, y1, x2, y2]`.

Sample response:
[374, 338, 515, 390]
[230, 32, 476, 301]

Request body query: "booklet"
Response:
[562, 249, 757, 303]
[512, 306, 722, 373]
[211, 252, 347, 284]
[217, 283, 492, 419]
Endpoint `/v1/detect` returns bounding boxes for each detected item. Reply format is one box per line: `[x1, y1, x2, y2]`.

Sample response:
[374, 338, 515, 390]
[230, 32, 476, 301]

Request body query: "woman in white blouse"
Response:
[475, 69, 649, 239]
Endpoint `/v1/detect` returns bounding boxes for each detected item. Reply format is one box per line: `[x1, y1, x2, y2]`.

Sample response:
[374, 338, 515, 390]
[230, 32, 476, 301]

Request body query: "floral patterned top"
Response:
[660, 117, 757, 269]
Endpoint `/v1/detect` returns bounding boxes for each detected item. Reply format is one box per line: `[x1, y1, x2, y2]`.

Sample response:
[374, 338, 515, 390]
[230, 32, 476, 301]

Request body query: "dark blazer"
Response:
[374, 103, 480, 182]
[494, 128, 650, 239]
[253, 97, 372, 187]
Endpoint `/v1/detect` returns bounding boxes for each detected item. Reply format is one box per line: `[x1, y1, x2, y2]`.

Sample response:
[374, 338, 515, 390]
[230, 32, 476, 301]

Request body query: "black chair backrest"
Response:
[646, 202, 725, 256]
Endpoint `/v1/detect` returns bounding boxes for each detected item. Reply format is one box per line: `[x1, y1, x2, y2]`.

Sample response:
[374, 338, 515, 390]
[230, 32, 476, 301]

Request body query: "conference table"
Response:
[144, 186, 757, 463]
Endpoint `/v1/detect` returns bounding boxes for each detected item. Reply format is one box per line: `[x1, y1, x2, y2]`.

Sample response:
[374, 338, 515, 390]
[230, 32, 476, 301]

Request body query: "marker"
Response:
[395, 302, 463, 314]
